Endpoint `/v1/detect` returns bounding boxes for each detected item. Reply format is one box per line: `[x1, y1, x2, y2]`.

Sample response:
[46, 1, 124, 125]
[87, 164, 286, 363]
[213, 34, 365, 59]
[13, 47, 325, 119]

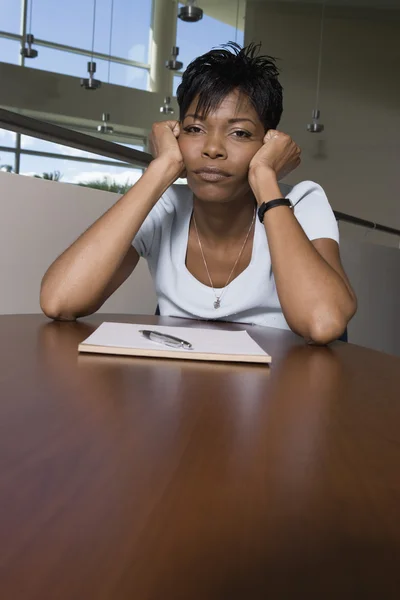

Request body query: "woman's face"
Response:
[178, 89, 265, 204]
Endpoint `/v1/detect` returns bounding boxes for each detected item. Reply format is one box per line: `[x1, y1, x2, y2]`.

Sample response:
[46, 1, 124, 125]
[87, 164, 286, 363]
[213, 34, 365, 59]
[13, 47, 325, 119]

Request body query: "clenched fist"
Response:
[249, 130, 301, 182]
[149, 120, 185, 180]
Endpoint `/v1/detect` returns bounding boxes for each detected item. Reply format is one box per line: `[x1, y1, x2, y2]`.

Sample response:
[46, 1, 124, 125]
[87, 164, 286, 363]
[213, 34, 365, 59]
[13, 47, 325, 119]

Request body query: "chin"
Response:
[190, 187, 231, 204]
[187, 177, 246, 204]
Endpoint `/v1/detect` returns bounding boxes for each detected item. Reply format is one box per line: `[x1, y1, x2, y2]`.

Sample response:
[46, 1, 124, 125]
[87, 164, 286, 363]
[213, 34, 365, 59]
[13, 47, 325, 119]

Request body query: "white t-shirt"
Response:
[133, 180, 339, 329]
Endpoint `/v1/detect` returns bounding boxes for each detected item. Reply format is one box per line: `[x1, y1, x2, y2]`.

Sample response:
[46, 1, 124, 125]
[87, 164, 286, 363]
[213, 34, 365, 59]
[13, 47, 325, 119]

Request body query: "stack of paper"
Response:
[78, 322, 271, 364]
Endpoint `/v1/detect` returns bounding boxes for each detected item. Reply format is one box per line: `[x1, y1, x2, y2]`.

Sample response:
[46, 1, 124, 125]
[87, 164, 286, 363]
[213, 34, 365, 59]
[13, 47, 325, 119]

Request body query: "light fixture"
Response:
[165, 46, 183, 71]
[21, 34, 38, 59]
[21, 0, 38, 58]
[95, 3, 115, 134]
[178, 1, 203, 22]
[80, 0, 101, 90]
[97, 113, 114, 134]
[307, 0, 326, 133]
[160, 97, 174, 115]
[307, 109, 324, 133]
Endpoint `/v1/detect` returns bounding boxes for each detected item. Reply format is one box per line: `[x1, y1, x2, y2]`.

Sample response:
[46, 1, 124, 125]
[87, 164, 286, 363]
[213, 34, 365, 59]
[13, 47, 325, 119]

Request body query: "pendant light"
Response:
[80, 0, 101, 90]
[165, 46, 183, 71]
[21, 0, 38, 58]
[97, 113, 114, 134]
[160, 97, 174, 115]
[97, 0, 114, 133]
[178, 1, 203, 22]
[234, 0, 240, 44]
[307, 0, 327, 133]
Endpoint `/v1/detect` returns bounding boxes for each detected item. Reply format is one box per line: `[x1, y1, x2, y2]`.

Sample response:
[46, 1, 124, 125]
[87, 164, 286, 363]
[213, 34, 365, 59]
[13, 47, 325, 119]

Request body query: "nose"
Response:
[201, 133, 227, 160]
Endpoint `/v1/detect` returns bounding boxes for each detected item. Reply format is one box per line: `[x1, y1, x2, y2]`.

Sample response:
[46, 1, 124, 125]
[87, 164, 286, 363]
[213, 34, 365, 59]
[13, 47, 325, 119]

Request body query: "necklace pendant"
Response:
[214, 298, 221, 309]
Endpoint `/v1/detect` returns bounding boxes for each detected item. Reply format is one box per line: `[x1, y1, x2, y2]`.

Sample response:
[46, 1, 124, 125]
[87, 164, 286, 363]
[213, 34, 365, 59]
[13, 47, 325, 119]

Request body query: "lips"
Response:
[193, 167, 231, 183]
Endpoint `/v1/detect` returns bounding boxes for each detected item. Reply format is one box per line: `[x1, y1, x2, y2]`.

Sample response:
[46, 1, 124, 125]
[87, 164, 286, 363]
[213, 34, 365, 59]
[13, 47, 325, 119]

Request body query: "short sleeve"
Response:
[132, 208, 158, 258]
[132, 188, 175, 259]
[287, 180, 339, 243]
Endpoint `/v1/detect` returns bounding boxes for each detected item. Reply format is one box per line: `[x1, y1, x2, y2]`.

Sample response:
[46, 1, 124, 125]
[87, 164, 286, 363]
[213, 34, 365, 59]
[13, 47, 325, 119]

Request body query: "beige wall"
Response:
[1, 171, 399, 355]
[245, 2, 400, 247]
[340, 237, 400, 357]
[0, 171, 156, 315]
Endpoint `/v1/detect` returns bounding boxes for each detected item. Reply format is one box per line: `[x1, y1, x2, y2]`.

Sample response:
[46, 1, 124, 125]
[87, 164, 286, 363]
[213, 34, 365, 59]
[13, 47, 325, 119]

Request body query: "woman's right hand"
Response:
[149, 120, 185, 179]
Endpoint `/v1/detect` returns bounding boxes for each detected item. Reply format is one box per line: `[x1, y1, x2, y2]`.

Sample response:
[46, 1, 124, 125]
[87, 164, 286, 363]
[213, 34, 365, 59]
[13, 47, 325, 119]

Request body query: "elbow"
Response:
[40, 284, 77, 322]
[306, 319, 347, 346]
[304, 302, 357, 346]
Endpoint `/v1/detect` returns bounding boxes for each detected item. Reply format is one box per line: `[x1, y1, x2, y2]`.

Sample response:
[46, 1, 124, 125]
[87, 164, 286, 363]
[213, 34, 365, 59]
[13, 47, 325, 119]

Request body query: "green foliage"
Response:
[78, 176, 132, 194]
[34, 171, 62, 181]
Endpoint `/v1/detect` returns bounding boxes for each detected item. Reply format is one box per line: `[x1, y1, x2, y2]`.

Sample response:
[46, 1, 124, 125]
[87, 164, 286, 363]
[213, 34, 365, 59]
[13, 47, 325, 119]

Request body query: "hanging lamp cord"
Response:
[28, 0, 34, 36]
[90, 0, 97, 61]
[315, 0, 327, 109]
[234, 0, 240, 44]
[107, 0, 115, 83]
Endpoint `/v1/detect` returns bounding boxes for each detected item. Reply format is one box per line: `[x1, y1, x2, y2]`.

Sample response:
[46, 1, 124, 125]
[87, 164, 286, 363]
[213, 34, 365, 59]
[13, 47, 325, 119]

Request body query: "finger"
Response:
[264, 129, 278, 141]
[172, 121, 181, 138]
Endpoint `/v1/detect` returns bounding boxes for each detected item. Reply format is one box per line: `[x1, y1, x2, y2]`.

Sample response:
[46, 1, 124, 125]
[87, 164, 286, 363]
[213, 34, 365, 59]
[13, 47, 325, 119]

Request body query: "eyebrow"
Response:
[184, 114, 257, 127]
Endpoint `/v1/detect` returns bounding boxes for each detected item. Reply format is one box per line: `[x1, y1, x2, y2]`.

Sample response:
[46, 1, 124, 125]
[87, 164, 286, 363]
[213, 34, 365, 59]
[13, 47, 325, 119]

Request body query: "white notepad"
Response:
[78, 322, 271, 364]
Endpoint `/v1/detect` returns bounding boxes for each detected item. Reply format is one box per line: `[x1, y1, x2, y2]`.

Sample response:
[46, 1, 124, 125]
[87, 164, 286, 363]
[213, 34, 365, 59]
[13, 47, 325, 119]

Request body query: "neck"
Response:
[192, 191, 256, 244]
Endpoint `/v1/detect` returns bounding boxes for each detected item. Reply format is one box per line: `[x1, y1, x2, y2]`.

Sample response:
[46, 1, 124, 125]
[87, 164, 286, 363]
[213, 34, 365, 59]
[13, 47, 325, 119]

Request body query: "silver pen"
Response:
[139, 330, 193, 350]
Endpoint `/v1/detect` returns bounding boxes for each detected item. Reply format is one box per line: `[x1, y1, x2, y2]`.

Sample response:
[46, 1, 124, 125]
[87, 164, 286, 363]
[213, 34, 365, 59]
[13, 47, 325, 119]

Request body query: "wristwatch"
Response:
[257, 198, 293, 223]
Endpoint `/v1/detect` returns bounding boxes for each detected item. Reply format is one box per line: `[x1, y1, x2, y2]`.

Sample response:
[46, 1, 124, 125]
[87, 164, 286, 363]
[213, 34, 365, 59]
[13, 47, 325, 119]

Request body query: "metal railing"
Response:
[0, 108, 152, 168]
[1, 108, 399, 238]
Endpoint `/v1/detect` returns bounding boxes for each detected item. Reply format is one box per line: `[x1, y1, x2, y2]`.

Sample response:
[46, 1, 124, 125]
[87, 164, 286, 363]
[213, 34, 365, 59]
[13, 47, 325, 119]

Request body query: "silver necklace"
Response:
[192, 208, 256, 309]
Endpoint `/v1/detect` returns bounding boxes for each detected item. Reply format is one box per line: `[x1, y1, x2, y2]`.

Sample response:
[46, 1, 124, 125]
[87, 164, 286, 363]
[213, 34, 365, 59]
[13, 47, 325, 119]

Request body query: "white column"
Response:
[149, 0, 178, 94]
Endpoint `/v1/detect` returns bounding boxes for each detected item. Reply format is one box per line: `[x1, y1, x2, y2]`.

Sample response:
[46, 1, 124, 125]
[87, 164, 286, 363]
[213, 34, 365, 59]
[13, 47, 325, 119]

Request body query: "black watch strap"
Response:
[257, 198, 292, 223]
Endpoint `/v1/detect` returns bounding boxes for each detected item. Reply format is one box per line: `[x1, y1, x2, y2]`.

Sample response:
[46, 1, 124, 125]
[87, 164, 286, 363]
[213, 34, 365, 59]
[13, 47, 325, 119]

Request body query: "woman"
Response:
[40, 43, 357, 344]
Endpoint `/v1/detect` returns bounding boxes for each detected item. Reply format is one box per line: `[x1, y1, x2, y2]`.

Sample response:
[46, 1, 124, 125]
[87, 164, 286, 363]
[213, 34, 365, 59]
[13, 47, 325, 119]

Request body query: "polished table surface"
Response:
[1, 314, 400, 599]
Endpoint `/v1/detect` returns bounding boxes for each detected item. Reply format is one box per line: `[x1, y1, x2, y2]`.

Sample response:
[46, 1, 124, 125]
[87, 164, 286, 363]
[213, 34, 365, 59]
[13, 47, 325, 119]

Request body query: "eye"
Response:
[232, 130, 252, 138]
[183, 125, 203, 134]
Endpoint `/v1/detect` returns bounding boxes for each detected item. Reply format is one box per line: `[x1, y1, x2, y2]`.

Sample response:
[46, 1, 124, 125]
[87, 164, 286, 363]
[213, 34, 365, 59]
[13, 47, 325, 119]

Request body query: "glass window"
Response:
[119, 143, 145, 151]
[107, 62, 148, 90]
[32, 0, 152, 64]
[21, 135, 144, 163]
[173, 74, 182, 97]
[176, 1, 245, 72]
[0, 37, 21, 65]
[20, 154, 142, 188]
[94, 0, 152, 63]
[0, 150, 16, 173]
[21, 134, 109, 160]
[0, 0, 22, 34]
[26, 45, 107, 80]
[0, 128, 17, 149]
[32, 0, 97, 50]
[26, 45, 148, 90]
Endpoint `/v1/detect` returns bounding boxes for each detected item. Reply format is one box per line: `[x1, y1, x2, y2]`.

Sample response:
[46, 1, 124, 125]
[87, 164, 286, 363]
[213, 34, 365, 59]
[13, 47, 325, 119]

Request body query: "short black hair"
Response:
[176, 42, 283, 131]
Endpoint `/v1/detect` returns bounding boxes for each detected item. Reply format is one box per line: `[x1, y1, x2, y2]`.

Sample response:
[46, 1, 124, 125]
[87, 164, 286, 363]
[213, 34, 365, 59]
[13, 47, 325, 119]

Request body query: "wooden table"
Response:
[1, 314, 400, 599]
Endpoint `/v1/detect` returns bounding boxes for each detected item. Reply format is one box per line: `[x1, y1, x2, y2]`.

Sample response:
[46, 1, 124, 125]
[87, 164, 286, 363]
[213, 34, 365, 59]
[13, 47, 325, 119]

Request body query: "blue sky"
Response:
[0, 0, 243, 183]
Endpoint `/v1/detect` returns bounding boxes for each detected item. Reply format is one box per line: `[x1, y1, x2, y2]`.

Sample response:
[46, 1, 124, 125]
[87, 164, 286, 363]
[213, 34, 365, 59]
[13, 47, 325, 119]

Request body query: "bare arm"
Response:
[249, 132, 357, 345]
[40, 122, 184, 320]
[256, 182, 356, 344]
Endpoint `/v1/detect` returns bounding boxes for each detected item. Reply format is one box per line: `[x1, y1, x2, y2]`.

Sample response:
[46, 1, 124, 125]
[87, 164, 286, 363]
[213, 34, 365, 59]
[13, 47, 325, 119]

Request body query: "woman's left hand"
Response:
[248, 130, 301, 182]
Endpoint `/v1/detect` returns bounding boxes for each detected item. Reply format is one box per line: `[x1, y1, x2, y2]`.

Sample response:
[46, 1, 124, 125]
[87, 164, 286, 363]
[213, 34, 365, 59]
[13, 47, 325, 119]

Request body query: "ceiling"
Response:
[201, 0, 400, 30]
[250, 0, 400, 7]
